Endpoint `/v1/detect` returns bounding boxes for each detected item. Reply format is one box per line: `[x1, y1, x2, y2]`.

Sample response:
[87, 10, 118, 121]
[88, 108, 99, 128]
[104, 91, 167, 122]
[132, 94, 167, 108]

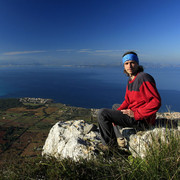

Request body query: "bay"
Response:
[0, 65, 179, 112]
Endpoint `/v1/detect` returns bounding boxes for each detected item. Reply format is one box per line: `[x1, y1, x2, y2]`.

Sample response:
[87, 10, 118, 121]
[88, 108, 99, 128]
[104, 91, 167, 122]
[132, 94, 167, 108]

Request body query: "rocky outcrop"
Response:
[156, 112, 179, 129]
[19, 97, 53, 104]
[128, 127, 180, 158]
[156, 112, 180, 119]
[42, 112, 180, 161]
[42, 120, 100, 161]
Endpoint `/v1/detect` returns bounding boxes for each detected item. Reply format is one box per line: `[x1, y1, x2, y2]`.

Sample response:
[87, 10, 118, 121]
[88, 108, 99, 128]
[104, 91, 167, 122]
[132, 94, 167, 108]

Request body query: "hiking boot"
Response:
[117, 137, 125, 148]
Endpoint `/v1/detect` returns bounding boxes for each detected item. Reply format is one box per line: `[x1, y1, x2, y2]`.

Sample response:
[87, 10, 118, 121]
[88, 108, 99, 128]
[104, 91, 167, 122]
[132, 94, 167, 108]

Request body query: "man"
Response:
[97, 51, 161, 149]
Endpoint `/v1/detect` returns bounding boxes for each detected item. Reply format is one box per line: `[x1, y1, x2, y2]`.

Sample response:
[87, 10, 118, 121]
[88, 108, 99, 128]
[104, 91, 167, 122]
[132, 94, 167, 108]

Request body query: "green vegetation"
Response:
[0, 126, 26, 151]
[0, 98, 179, 179]
[0, 98, 23, 110]
[0, 131, 179, 180]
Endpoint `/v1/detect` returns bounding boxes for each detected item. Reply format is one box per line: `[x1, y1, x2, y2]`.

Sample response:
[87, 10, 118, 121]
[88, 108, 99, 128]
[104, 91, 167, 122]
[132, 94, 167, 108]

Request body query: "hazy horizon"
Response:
[1, 0, 180, 66]
[0, 60, 179, 68]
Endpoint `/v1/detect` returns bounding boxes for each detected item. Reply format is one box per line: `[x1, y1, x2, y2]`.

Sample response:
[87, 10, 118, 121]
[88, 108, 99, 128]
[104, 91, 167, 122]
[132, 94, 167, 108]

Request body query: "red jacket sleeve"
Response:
[117, 100, 128, 110]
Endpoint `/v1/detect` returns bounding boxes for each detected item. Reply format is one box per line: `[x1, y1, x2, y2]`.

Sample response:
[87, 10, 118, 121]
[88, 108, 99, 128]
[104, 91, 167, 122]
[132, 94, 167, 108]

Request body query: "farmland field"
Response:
[0, 98, 93, 163]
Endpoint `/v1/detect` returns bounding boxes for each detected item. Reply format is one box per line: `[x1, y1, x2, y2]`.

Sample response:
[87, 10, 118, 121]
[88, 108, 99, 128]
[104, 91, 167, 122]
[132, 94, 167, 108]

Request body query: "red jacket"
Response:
[117, 72, 161, 125]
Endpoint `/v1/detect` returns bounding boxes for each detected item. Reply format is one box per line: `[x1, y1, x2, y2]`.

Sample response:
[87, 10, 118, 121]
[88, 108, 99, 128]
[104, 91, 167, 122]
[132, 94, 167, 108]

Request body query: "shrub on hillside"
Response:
[0, 98, 23, 110]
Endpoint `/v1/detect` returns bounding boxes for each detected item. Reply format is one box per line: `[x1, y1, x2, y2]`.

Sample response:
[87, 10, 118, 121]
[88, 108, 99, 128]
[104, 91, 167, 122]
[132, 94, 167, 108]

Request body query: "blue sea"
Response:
[0, 65, 179, 112]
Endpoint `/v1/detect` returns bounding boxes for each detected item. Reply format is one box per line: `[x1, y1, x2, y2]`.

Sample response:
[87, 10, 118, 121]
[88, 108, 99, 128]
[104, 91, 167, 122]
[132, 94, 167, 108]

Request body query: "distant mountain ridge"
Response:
[0, 62, 179, 68]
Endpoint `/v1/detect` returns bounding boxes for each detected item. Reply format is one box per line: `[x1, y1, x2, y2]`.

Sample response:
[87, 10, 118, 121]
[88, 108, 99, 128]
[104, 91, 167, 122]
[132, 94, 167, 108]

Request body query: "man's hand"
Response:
[121, 109, 134, 118]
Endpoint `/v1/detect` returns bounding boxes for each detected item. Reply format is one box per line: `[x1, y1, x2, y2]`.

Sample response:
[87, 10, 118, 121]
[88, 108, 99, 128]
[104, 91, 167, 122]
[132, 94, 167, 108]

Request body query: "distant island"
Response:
[0, 62, 180, 68]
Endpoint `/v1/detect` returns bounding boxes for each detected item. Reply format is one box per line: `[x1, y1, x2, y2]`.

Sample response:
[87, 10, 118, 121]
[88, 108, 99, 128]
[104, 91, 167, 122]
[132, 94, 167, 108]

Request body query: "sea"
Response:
[0, 65, 179, 112]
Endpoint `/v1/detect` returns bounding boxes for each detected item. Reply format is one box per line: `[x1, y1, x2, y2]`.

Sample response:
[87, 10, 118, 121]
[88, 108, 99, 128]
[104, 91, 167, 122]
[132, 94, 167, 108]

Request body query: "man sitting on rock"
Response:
[97, 51, 161, 150]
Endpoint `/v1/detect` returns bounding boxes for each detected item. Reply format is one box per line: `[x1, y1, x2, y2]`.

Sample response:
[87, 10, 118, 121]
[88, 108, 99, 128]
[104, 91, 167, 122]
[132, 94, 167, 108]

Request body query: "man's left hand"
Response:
[121, 109, 134, 118]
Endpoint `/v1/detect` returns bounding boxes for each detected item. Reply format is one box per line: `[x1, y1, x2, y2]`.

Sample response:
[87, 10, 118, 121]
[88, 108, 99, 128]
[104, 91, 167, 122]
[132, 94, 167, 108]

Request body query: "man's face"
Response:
[124, 60, 138, 76]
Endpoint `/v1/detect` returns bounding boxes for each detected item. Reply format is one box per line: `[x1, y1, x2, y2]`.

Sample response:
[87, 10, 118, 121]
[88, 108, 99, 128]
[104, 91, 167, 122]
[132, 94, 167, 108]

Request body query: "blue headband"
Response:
[122, 54, 139, 64]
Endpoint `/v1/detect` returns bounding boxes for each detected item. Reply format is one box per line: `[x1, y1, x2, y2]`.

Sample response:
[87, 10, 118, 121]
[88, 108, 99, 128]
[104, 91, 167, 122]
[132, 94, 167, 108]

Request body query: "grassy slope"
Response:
[0, 99, 179, 179]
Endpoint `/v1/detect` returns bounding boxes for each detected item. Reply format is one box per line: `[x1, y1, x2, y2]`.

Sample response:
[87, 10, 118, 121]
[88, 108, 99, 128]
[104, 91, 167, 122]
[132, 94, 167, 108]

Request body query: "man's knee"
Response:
[112, 104, 121, 110]
[98, 108, 106, 117]
[98, 108, 109, 122]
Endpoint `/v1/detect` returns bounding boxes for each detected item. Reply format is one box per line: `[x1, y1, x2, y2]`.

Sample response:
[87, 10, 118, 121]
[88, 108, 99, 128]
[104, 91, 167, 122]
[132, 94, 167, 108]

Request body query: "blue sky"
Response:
[0, 0, 180, 65]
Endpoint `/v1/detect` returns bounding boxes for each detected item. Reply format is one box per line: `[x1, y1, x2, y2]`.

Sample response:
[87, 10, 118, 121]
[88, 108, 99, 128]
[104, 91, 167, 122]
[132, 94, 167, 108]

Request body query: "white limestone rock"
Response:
[42, 119, 179, 161]
[129, 128, 180, 159]
[42, 120, 100, 161]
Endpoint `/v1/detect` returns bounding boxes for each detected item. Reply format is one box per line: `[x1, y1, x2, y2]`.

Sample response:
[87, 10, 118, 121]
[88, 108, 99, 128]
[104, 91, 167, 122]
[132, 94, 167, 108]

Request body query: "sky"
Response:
[0, 0, 180, 66]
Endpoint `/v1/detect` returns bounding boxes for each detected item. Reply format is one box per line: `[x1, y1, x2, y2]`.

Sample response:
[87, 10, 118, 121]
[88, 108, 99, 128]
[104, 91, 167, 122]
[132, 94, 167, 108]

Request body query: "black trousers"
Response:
[97, 104, 149, 146]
